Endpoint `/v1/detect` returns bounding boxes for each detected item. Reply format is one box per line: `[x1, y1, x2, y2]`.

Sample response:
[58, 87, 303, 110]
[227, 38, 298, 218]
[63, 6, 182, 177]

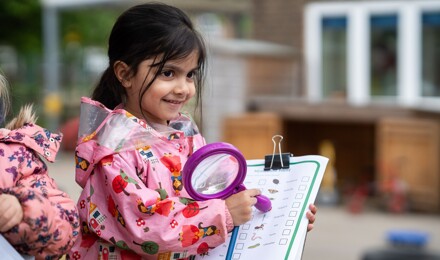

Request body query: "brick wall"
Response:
[248, 56, 300, 96]
[251, 0, 306, 49]
[249, 0, 309, 97]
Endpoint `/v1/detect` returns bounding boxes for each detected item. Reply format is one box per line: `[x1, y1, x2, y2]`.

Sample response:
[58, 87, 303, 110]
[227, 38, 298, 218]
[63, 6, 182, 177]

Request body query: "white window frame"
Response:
[305, 0, 440, 110]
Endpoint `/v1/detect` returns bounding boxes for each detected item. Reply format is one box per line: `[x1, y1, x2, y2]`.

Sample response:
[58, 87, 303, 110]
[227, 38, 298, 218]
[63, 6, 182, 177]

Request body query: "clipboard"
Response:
[195, 135, 329, 260]
[0, 234, 35, 260]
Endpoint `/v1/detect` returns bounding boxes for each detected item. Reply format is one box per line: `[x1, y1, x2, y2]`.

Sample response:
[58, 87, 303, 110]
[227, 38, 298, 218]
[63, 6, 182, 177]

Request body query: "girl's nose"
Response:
[173, 79, 191, 95]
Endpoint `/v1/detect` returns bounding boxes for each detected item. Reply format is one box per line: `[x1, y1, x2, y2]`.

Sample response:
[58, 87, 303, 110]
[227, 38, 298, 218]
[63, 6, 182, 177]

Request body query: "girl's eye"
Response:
[187, 71, 196, 79]
[162, 70, 174, 77]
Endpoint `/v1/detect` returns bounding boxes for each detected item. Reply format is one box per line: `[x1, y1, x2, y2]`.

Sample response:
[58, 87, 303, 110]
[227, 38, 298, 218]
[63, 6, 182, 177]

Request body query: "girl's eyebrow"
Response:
[163, 63, 199, 73]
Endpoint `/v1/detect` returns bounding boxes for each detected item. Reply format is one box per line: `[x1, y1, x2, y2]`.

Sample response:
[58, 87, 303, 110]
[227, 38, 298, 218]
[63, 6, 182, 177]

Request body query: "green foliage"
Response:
[0, 1, 120, 53]
[0, 0, 42, 54]
[60, 8, 121, 47]
[1, 3, 131, 127]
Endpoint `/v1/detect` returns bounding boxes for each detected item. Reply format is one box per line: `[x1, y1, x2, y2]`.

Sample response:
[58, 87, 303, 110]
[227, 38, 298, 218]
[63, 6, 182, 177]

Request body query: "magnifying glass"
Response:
[182, 142, 272, 213]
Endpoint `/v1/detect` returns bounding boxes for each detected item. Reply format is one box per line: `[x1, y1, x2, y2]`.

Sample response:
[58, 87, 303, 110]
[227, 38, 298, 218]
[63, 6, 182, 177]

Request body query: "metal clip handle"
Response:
[270, 135, 284, 169]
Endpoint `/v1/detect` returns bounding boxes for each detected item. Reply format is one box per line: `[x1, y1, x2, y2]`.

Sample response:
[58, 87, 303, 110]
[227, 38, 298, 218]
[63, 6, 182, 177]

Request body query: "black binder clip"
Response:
[264, 135, 290, 171]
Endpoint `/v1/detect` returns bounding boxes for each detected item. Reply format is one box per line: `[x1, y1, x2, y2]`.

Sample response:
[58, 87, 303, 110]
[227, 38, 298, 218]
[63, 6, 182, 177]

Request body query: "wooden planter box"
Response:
[376, 117, 440, 212]
[222, 112, 283, 160]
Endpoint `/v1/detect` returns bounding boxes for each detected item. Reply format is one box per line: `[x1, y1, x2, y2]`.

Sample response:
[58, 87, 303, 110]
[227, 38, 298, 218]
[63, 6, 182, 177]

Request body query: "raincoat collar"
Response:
[75, 97, 199, 188]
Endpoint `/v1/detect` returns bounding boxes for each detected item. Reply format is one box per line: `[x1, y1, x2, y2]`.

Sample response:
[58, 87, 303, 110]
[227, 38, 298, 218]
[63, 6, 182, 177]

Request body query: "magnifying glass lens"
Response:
[191, 154, 239, 195]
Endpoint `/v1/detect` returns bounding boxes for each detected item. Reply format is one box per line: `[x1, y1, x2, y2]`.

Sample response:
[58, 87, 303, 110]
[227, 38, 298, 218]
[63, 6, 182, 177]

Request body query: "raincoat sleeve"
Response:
[81, 149, 229, 257]
[0, 145, 79, 259]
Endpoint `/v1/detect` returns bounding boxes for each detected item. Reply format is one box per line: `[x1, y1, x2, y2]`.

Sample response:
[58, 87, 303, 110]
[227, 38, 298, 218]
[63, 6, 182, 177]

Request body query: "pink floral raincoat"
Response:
[68, 98, 232, 260]
[0, 123, 80, 259]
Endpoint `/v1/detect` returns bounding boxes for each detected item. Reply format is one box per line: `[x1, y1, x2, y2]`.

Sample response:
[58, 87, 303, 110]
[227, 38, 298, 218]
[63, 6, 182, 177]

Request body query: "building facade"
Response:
[237, 0, 440, 212]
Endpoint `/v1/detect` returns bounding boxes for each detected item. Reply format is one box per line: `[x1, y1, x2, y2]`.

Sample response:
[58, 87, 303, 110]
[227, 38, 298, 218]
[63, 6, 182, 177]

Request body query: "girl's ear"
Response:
[114, 61, 131, 88]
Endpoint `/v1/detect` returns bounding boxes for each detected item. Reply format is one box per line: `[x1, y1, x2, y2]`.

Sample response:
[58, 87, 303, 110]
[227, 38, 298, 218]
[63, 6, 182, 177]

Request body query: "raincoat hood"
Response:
[0, 123, 62, 162]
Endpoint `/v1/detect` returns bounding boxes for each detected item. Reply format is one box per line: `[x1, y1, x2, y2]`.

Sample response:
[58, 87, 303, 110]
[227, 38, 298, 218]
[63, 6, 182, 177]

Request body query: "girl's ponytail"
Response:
[92, 67, 125, 109]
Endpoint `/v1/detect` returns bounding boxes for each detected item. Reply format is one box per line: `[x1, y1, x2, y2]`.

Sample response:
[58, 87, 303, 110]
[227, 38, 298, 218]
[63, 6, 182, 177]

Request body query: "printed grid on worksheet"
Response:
[201, 160, 321, 260]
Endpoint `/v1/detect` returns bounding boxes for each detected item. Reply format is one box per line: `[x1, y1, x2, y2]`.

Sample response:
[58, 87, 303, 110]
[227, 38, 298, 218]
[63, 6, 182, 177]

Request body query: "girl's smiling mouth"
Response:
[163, 99, 184, 104]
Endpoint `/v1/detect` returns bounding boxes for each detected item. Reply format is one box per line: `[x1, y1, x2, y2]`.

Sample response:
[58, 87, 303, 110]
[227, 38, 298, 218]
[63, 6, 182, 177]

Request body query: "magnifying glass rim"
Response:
[183, 142, 247, 200]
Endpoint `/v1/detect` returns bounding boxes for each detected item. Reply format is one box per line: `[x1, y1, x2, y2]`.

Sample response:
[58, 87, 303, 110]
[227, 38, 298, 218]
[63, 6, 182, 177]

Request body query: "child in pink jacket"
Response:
[68, 3, 317, 259]
[0, 73, 80, 259]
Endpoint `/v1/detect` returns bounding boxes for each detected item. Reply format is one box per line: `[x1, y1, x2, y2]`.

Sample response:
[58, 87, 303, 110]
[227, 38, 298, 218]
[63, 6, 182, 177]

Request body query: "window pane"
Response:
[422, 12, 440, 97]
[322, 17, 347, 99]
[370, 15, 398, 96]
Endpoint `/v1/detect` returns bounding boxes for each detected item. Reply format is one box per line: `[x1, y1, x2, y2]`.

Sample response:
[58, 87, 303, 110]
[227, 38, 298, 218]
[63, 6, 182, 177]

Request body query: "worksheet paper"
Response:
[195, 155, 328, 260]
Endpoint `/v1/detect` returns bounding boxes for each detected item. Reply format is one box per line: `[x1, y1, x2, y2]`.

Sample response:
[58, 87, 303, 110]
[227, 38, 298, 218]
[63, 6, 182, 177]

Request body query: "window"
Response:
[322, 17, 347, 99]
[306, 1, 440, 109]
[370, 14, 398, 96]
[422, 12, 440, 97]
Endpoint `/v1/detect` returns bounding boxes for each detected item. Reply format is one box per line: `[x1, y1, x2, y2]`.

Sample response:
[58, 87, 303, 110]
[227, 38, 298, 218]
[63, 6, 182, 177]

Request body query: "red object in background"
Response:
[60, 116, 79, 151]
[347, 183, 369, 214]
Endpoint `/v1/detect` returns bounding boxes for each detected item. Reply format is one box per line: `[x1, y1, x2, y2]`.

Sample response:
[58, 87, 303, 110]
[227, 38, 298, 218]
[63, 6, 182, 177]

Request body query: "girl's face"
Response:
[123, 51, 199, 125]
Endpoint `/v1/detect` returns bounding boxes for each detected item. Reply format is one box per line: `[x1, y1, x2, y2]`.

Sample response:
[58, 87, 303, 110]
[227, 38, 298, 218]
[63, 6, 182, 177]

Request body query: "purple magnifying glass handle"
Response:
[255, 195, 272, 213]
[237, 184, 271, 213]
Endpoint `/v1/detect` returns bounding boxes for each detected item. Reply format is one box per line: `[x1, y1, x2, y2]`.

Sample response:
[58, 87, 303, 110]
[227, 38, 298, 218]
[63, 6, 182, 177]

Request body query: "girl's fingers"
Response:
[309, 204, 318, 214]
[246, 188, 262, 197]
[0, 210, 17, 232]
[306, 211, 316, 224]
[0, 218, 14, 232]
[306, 204, 317, 232]
[307, 223, 314, 232]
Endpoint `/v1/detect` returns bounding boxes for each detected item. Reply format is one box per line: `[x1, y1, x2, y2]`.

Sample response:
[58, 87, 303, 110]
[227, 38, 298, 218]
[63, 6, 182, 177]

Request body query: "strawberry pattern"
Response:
[68, 98, 229, 259]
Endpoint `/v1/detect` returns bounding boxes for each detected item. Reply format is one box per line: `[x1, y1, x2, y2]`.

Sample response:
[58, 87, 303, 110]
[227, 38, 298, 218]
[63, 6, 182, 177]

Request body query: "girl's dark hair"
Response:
[92, 2, 206, 115]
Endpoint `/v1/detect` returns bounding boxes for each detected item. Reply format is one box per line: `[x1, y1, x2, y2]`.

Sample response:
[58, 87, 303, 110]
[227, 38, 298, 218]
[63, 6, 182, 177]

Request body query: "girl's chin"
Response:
[160, 113, 180, 124]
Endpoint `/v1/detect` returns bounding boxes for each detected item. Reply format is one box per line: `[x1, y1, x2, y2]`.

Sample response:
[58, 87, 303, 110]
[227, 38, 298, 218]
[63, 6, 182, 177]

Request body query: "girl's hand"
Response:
[306, 204, 318, 232]
[225, 188, 261, 226]
[0, 194, 23, 232]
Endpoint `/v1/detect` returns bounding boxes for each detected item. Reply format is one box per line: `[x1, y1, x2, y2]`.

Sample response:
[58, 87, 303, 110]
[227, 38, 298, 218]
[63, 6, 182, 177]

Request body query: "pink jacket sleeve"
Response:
[1, 144, 80, 259]
[80, 151, 229, 257]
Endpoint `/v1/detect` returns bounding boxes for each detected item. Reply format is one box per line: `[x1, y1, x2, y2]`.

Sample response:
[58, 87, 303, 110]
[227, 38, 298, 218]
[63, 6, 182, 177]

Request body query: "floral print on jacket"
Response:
[68, 97, 232, 260]
[0, 123, 80, 259]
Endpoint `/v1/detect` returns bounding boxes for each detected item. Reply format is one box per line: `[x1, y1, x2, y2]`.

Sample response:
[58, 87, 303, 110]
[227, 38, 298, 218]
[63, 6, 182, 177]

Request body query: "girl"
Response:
[0, 73, 80, 259]
[68, 3, 317, 259]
